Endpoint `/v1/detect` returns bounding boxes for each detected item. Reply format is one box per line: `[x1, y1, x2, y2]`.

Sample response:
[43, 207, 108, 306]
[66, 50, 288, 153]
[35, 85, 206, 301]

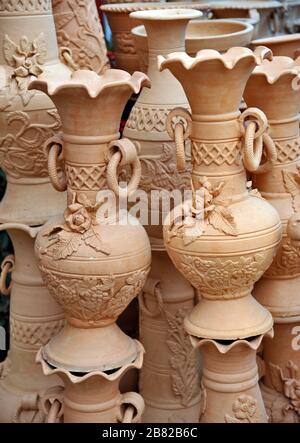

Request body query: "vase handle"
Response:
[59, 47, 78, 71]
[44, 134, 67, 192]
[139, 277, 163, 318]
[39, 386, 64, 423]
[0, 255, 14, 296]
[118, 392, 145, 423]
[166, 107, 192, 172]
[106, 138, 141, 198]
[240, 108, 277, 174]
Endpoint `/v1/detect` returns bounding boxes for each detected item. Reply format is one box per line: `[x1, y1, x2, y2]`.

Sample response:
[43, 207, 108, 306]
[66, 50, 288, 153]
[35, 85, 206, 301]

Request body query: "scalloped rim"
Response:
[36, 340, 144, 384]
[191, 328, 274, 354]
[250, 55, 300, 84]
[158, 46, 272, 72]
[29, 69, 150, 97]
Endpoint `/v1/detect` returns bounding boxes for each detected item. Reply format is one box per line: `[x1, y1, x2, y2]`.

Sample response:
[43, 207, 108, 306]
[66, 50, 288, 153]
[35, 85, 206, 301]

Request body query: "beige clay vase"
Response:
[251, 34, 300, 58]
[29, 68, 152, 423]
[101, 2, 209, 73]
[124, 9, 202, 423]
[132, 19, 254, 73]
[244, 55, 300, 422]
[52, 0, 110, 74]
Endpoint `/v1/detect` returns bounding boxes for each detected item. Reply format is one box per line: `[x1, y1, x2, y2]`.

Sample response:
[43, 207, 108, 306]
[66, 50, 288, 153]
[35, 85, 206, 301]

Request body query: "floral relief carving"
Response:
[165, 308, 200, 407]
[41, 191, 110, 259]
[40, 266, 150, 323]
[267, 360, 300, 422]
[175, 253, 268, 298]
[114, 32, 136, 55]
[282, 166, 300, 213]
[225, 395, 259, 423]
[1, 33, 47, 110]
[265, 237, 300, 278]
[0, 110, 61, 178]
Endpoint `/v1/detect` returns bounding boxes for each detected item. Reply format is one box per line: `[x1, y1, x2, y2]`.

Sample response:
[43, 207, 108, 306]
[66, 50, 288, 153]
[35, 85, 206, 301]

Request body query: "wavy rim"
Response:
[158, 46, 272, 72]
[250, 55, 300, 84]
[36, 340, 144, 383]
[29, 69, 150, 97]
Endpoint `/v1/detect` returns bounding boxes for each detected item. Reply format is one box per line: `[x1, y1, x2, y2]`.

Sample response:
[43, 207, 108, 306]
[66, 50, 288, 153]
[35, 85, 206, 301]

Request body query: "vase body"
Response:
[52, 0, 110, 74]
[244, 55, 300, 423]
[251, 34, 300, 58]
[0, 225, 64, 423]
[30, 68, 151, 422]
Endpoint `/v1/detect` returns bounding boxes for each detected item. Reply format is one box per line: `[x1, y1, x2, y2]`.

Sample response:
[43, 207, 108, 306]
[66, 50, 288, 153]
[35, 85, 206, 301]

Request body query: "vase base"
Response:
[42, 322, 140, 373]
[184, 295, 273, 340]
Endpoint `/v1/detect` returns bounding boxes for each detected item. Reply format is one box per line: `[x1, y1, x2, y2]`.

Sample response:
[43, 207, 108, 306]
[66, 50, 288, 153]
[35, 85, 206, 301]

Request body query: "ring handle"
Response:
[166, 107, 192, 172]
[44, 135, 67, 192]
[60, 47, 79, 71]
[40, 386, 64, 423]
[117, 392, 145, 423]
[106, 138, 141, 198]
[139, 278, 163, 318]
[0, 255, 15, 296]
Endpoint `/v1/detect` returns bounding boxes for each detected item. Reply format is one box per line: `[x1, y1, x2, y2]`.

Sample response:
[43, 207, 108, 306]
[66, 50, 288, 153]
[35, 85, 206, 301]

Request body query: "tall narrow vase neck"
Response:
[144, 21, 186, 56]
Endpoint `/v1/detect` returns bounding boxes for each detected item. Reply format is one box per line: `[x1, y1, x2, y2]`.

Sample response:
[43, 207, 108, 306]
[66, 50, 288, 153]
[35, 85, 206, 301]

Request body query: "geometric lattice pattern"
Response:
[10, 317, 65, 348]
[65, 164, 106, 190]
[0, 0, 51, 12]
[192, 141, 242, 166]
[275, 139, 300, 163]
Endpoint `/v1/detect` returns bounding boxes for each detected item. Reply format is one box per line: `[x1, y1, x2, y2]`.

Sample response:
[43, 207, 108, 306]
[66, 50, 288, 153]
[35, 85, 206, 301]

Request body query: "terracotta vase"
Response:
[194, 334, 273, 423]
[123, 9, 202, 423]
[100, 2, 208, 73]
[158, 47, 282, 422]
[132, 18, 254, 73]
[29, 68, 151, 423]
[251, 34, 300, 58]
[0, 224, 64, 423]
[244, 55, 300, 423]
[52, 0, 110, 74]
[210, 0, 282, 38]
[0, 0, 69, 225]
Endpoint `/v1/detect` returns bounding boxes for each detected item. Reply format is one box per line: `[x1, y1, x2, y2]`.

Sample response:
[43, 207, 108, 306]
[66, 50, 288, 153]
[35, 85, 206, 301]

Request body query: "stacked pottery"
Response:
[29, 68, 152, 423]
[124, 9, 202, 423]
[52, 0, 110, 74]
[0, 0, 70, 423]
[244, 55, 300, 423]
[157, 46, 282, 422]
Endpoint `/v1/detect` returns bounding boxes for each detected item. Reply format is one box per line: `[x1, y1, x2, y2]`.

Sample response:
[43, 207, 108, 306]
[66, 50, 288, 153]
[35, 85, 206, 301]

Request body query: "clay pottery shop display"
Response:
[132, 19, 254, 73]
[157, 46, 282, 422]
[100, 2, 209, 73]
[244, 55, 300, 422]
[52, 0, 110, 74]
[251, 33, 300, 57]
[0, 0, 69, 423]
[29, 68, 152, 423]
[209, 1, 282, 38]
[124, 9, 202, 423]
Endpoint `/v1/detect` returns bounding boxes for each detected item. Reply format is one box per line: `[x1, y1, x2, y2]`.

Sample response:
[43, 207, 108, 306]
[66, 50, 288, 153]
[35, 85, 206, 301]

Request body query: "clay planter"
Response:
[132, 19, 254, 73]
[0, 224, 64, 423]
[251, 34, 300, 58]
[101, 2, 209, 73]
[29, 69, 151, 423]
[244, 55, 300, 422]
[0, 0, 70, 225]
[124, 9, 201, 422]
[158, 47, 282, 341]
[52, 0, 110, 74]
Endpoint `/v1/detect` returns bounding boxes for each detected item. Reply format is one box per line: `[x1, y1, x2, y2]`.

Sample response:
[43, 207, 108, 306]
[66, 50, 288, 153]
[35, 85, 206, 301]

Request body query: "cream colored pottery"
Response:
[244, 55, 300, 423]
[251, 34, 300, 57]
[52, 0, 110, 74]
[0, 224, 64, 423]
[101, 2, 209, 73]
[132, 19, 254, 73]
[0, 0, 70, 225]
[139, 251, 201, 423]
[194, 334, 272, 423]
[158, 47, 282, 340]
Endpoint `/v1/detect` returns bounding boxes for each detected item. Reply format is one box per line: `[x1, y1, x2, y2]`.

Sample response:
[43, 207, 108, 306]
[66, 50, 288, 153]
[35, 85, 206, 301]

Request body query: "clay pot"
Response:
[0, 0, 70, 225]
[158, 46, 282, 340]
[0, 224, 64, 423]
[52, 0, 110, 74]
[193, 333, 273, 423]
[251, 34, 300, 58]
[133, 19, 254, 72]
[101, 2, 208, 73]
[244, 55, 300, 422]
